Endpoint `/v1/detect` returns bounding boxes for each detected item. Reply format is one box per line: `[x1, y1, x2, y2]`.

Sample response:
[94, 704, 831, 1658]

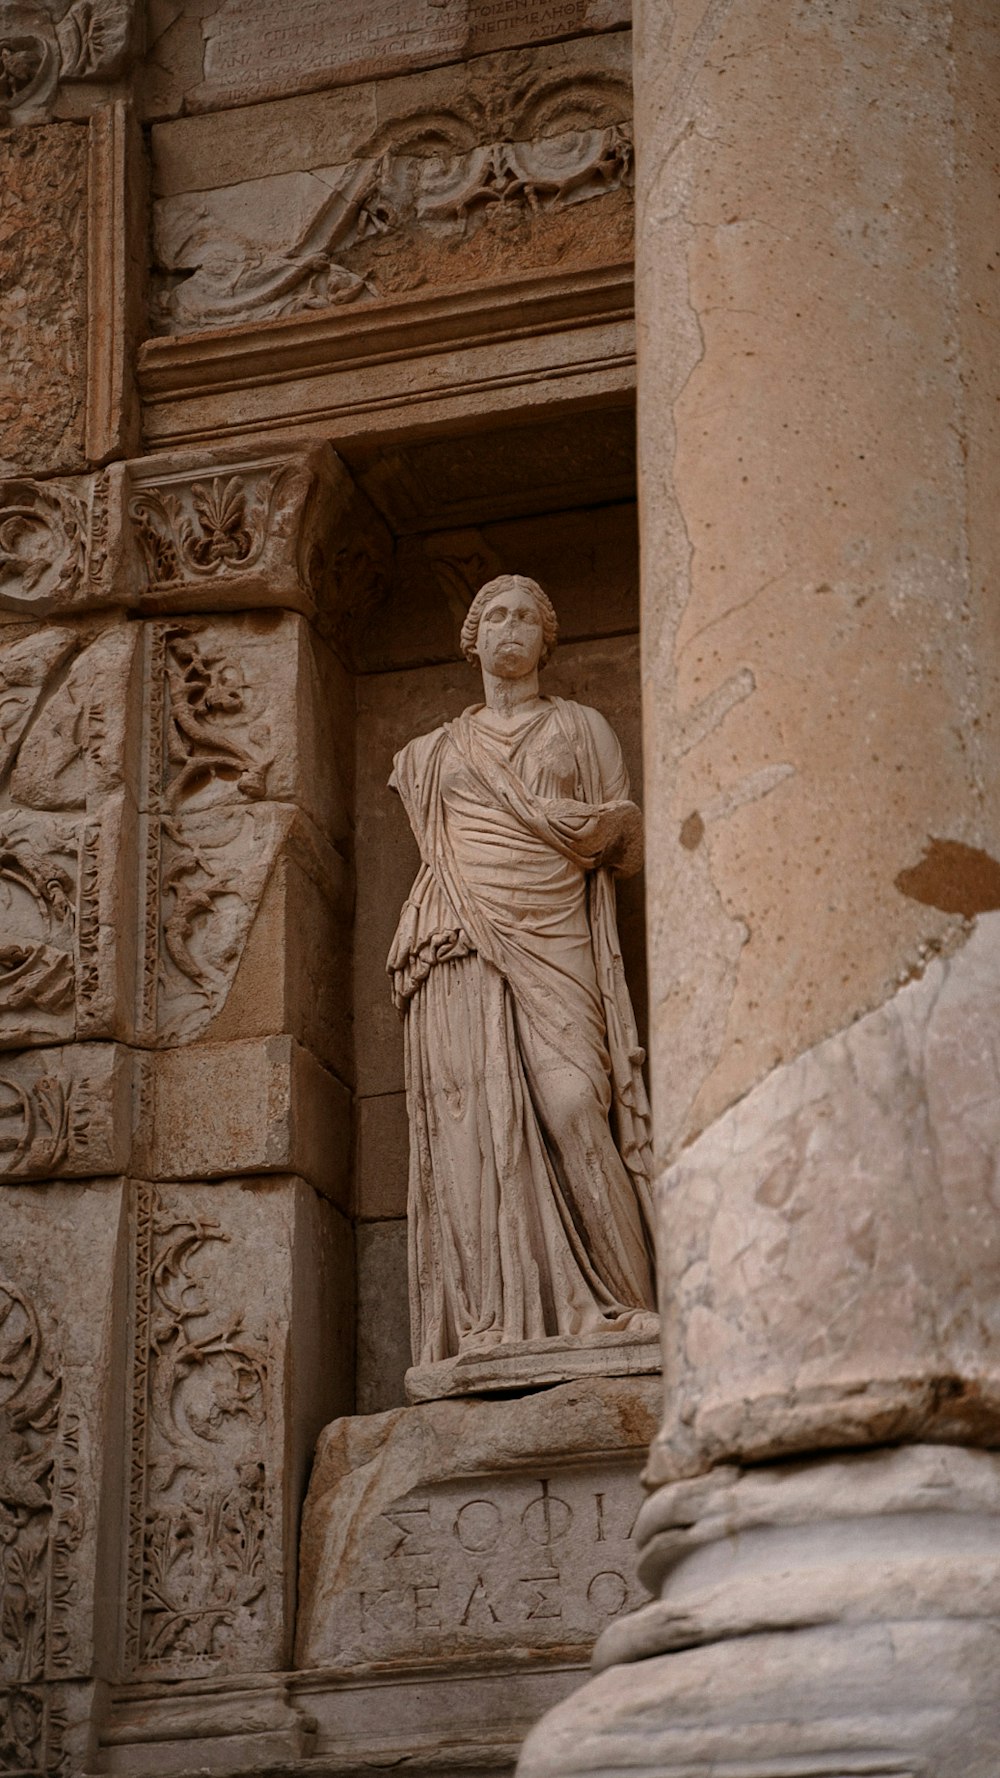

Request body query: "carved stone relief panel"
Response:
[136, 614, 352, 1072]
[0, 1, 139, 125]
[126, 1177, 353, 1679]
[125, 443, 391, 637]
[0, 623, 141, 1049]
[1, 1180, 127, 1773]
[0, 122, 88, 475]
[0, 1043, 134, 1180]
[297, 1378, 656, 1669]
[0, 467, 132, 620]
[142, 0, 630, 117]
[151, 35, 633, 333]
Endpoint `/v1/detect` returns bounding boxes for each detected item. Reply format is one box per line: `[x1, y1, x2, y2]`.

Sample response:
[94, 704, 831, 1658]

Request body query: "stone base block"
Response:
[100, 1660, 586, 1777]
[406, 1324, 661, 1403]
[296, 1377, 659, 1673]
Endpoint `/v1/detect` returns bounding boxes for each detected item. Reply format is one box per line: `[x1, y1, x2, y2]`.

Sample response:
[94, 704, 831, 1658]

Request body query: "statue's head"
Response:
[460, 574, 559, 671]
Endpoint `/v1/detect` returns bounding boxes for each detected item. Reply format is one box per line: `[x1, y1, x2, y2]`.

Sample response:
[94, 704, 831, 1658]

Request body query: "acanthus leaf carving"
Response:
[130, 466, 295, 592]
[128, 1188, 271, 1676]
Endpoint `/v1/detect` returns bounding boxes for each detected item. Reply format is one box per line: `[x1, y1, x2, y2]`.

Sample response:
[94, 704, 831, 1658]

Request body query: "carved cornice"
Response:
[138, 263, 635, 450]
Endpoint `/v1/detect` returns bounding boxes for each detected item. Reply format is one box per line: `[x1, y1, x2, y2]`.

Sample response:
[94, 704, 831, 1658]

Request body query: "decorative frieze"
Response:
[153, 43, 634, 333]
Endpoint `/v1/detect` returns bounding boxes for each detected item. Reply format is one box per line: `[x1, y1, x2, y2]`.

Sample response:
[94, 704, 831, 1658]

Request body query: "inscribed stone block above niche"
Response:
[150, 32, 633, 336]
[142, 0, 630, 119]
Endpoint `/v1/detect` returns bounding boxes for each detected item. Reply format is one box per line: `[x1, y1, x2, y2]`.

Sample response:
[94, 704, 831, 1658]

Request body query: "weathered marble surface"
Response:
[650, 912, 1000, 1484]
[0, 123, 88, 475]
[297, 1377, 657, 1670]
[143, 0, 630, 118]
[635, 0, 1000, 1159]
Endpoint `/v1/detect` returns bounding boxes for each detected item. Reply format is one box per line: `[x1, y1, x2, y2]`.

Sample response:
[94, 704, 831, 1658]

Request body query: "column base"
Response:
[518, 1445, 1000, 1778]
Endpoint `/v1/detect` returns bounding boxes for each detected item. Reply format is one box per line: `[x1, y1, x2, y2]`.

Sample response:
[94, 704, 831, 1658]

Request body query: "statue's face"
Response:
[475, 589, 545, 678]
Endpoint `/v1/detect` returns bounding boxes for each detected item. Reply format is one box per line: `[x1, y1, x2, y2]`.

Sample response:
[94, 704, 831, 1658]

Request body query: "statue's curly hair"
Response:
[460, 574, 559, 667]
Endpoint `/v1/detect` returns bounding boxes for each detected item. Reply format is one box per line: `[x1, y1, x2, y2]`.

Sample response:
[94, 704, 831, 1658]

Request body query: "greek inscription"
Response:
[459, 1574, 499, 1628]
[382, 1504, 432, 1558]
[414, 1584, 441, 1630]
[453, 1498, 502, 1553]
[521, 1479, 572, 1547]
[519, 1571, 562, 1622]
[586, 1570, 629, 1616]
[359, 1587, 398, 1636]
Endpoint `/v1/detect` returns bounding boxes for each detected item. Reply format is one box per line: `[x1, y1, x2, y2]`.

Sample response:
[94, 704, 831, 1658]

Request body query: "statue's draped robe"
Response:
[388, 698, 655, 1367]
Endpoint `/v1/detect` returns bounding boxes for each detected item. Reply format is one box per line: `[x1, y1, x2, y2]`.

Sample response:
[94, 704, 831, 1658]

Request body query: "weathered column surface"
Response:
[520, 0, 1000, 1772]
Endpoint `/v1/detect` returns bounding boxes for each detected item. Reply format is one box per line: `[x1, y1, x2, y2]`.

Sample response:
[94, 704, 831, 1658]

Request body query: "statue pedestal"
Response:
[295, 1377, 658, 1676]
[405, 1322, 661, 1403]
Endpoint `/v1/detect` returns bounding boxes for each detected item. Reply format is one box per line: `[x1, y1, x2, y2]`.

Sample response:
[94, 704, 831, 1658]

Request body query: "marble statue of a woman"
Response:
[388, 574, 657, 1398]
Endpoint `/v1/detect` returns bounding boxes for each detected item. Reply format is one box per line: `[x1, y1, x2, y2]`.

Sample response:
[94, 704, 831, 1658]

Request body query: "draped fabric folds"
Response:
[388, 697, 656, 1367]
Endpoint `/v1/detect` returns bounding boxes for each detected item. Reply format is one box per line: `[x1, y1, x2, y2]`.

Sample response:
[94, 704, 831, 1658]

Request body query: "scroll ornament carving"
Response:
[0, 819, 75, 1021]
[0, 627, 136, 1049]
[0, 479, 90, 615]
[157, 77, 633, 331]
[131, 1193, 269, 1671]
[130, 468, 295, 591]
[0, 0, 136, 121]
[143, 621, 284, 1043]
[0, 1279, 79, 1709]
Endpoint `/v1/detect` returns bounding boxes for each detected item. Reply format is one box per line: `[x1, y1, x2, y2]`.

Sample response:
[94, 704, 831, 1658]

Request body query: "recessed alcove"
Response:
[338, 400, 644, 1412]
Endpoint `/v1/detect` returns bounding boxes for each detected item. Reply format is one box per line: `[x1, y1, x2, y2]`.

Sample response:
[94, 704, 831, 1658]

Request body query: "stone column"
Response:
[520, 0, 1000, 1771]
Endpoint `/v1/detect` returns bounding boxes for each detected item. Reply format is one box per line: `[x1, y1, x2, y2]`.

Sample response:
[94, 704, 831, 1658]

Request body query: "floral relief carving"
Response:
[0, 1279, 80, 1711]
[0, 1045, 127, 1183]
[0, 627, 136, 1050]
[0, 472, 114, 618]
[130, 468, 295, 591]
[154, 72, 633, 332]
[140, 619, 291, 1045]
[0, 480, 87, 615]
[127, 1187, 271, 1675]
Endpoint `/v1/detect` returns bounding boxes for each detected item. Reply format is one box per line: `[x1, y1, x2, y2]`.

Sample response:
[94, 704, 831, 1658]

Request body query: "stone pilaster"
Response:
[519, 0, 1000, 1771]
